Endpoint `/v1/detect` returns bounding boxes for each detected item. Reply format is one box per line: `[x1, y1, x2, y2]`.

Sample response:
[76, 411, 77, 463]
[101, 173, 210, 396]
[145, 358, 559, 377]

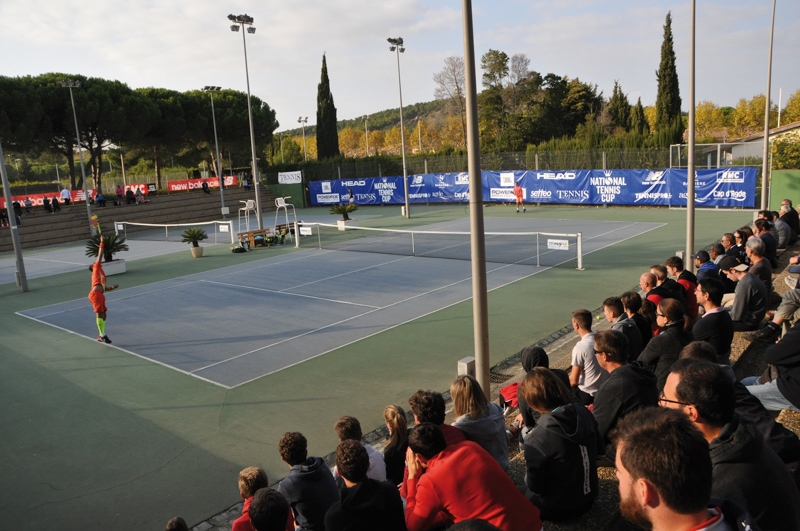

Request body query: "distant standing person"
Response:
[89, 235, 118, 344]
[513, 181, 525, 213]
[60, 187, 72, 206]
[51, 196, 61, 213]
[348, 188, 354, 205]
[115, 185, 124, 206]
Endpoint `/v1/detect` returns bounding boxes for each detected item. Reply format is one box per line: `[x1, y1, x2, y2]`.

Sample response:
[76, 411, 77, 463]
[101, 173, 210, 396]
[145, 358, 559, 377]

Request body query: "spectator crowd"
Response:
[167, 200, 800, 531]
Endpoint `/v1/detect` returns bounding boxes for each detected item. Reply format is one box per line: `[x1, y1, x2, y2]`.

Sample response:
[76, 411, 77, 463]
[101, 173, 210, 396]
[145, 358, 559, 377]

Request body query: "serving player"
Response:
[89, 235, 118, 343]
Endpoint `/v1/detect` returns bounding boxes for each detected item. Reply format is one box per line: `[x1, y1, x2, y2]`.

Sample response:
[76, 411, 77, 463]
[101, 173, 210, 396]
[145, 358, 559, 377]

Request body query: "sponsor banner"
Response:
[167, 176, 237, 193]
[548, 239, 570, 250]
[1, 189, 98, 209]
[307, 167, 755, 208]
[278, 171, 302, 184]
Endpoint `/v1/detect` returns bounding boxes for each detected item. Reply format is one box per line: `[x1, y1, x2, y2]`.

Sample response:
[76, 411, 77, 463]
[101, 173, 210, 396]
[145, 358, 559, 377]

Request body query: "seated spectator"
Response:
[276, 432, 339, 531]
[115, 185, 124, 206]
[774, 209, 798, 246]
[10, 202, 22, 224]
[519, 367, 600, 520]
[665, 256, 698, 319]
[661, 359, 800, 531]
[720, 232, 740, 259]
[761, 209, 793, 248]
[60, 187, 72, 206]
[0, 208, 8, 228]
[745, 284, 800, 344]
[96, 192, 107, 207]
[23, 197, 33, 214]
[639, 272, 661, 306]
[232, 467, 270, 531]
[514, 345, 570, 432]
[165, 517, 188, 531]
[693, 250, 718, 283]
[202, 181, 211, 194]
[383, 405, 408, 486]
[650, 264, 688, 309]
[405, 423, 542, 531]
[613, 407, 760, 531]
[333, 416, 386, 483]
[451, 374, 509, 471]
[249, 488, 294, 531]
[717, 256, 768, 331]
[569, 309, 608, 405]
[621, 291, 653, 348]
[592, 330, 658, 465]
[781, 198, 800, 235]
[51, 196, 61, 213]
[692, 278, 734, 363]
[754, 218, 778, 268]
[324, 440, 406, 531]
[638, 298, 693, 390]
[43, 196, 52, 213]
[135, 187, 150, 203]
[603, 297, 643, 361]
[743, 237, 772, 296]
[743, 320, 800, 413]
[125, 189, 136, 204]
[680, 341, 800, 466]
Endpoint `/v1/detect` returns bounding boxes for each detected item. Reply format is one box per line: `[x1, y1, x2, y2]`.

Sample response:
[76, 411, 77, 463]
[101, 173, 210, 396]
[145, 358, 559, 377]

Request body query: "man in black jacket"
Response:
[591, 330, 658, 465]
[743, 320, 800, 413]
[692, 278, 734, 363]
[662, 359, 800, 531]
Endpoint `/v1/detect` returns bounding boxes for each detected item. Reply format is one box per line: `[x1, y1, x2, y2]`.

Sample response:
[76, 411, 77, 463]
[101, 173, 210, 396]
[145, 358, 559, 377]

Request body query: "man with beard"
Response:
[613, 408, 759, 531]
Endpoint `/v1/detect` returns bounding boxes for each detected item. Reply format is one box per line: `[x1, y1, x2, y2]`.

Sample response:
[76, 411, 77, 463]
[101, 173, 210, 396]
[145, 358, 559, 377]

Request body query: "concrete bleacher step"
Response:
[0, 186, 281, 253]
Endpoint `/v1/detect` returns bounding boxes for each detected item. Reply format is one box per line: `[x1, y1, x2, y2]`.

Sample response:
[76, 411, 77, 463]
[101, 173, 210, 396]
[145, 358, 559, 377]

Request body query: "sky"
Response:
[1, 1, 798, 133]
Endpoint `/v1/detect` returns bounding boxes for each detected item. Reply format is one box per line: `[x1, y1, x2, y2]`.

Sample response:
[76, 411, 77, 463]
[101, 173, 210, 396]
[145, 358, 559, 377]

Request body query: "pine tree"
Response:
[607, 80, 631, 131]
[316, 54, 340, 159]
[654, 12, 683, 145]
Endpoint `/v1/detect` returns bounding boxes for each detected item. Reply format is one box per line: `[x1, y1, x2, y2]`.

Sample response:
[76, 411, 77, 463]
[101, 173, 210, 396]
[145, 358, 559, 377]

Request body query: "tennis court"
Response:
[18, 217, 662, 388]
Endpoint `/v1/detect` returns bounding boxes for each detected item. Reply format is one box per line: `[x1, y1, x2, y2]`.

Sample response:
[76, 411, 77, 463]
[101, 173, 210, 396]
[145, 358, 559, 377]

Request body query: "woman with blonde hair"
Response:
[383, 405, 408, 485]
[450, 374, 509, 471]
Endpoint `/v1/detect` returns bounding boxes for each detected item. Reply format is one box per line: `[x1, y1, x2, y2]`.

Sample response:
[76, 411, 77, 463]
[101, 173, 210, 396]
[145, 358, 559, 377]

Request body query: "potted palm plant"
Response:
[181, 227, 208, 258]
[85, 233, 129, 275]
[330, 203, 358, 230]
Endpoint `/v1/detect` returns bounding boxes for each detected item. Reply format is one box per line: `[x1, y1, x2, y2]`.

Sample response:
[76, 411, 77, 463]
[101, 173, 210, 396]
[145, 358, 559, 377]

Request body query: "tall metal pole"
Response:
[298, 117, 308, 161]
[229, 14, 263, 230]
[0, 140, 28, 292]
[388, 37, 410, 219]
[204, 87, 227, 218]
[279, 132, 284, 163]
[461, 1, 490, 399]
[686, 0, 696, 271]
[62, 80, 94, 236]
[417, 117, 423, 153]
[363, 116, 369, 156]
[761, 0, 777, 211]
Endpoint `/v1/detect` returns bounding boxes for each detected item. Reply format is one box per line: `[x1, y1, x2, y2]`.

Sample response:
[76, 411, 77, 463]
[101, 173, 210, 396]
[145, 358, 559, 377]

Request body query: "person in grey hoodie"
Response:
[451, 374, 509, 472]
[276, 432, 340, 531]
[520, 367, 602, 521]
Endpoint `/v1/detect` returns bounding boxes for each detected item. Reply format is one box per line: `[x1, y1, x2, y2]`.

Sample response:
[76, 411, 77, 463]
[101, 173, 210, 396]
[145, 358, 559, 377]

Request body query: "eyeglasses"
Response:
[656, 313, 665, 317]
[659, 393, 691, 407]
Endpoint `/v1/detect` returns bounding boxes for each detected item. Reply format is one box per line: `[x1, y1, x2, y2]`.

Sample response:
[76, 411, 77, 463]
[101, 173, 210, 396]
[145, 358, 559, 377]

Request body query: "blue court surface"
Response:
[18, 218, 662, 388]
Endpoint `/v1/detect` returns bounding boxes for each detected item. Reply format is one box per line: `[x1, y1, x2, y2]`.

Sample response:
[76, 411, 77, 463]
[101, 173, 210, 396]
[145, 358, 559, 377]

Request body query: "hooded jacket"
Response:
[277, 456, 340, 531]
[324, 478, 406, 531]
[710, 414, 800, 531]
[610, 314, 644, 361]
[638, 321, 693, 390]
[453, 402, 510, 471]
[522, 403, 601, 520]
[764, 321, 800, 410]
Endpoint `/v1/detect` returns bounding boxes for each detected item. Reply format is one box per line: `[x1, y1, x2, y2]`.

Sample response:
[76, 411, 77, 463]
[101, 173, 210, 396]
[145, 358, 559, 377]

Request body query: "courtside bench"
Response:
[237, 228, 279, 248]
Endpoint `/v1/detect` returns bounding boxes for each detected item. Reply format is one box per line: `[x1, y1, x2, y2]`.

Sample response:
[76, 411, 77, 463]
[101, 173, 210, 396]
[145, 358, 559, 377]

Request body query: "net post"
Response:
[294, 222, 300, 249]
[228, 220, 235, 244]
[412, 232, 416, 256]
[576, 232, 584, 270]
[536, 233, 540, 267]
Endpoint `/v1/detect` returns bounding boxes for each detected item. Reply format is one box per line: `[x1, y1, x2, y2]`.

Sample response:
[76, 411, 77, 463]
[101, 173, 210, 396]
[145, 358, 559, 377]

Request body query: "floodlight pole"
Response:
[203, 86, 227, 218]
[0, 140, 28, 292]
[761, 0, 776, 211]
[363, 116, 369, 156]
[461, 1, 490, 399]
[229, 14, 263, 230]
[686, 0, 696, 270]
[279, 132, 284, 163]
[298, 117, 308, 161]
[62, 80, 94, 236]
[388, 37, 410, 219]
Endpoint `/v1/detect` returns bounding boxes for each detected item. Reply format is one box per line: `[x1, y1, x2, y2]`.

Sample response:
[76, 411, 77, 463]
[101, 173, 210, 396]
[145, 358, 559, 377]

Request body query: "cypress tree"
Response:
[654, 12, 683, 145]
[629, 97, 649, 135]
[607, 80, 631, 131]
[316, 54, 340, 159]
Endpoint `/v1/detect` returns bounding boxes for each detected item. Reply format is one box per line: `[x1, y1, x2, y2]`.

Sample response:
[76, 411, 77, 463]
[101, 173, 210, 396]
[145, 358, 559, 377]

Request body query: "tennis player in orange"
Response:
[89, 235, 118, 343]
[514, 181, 526, 213]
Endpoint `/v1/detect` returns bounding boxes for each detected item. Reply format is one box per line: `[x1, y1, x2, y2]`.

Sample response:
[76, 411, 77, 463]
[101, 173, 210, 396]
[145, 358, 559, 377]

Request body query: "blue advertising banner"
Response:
[308, 167, 756, 208]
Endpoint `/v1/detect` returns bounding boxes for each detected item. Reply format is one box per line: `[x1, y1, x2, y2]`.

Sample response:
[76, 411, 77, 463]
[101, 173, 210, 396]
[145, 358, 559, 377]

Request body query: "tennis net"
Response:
[114, 220, 236, 244]
[297, 223, 583, 268]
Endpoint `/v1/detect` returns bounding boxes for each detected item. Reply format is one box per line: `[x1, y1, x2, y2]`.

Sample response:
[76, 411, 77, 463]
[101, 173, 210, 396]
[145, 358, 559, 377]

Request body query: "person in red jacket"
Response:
[405, 423, 542, 531]
[665, 256, 698, 319]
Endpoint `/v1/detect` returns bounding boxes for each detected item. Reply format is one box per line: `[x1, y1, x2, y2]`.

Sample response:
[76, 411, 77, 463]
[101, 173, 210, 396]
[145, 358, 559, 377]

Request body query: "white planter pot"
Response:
[103, 259, 126, 276]
[190, 246, 204, 258]
[337, 219, 358, 231]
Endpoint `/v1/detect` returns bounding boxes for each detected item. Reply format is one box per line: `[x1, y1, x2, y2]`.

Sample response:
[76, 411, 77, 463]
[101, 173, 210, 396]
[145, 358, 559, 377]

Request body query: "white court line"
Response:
[199, 279, 381, 309]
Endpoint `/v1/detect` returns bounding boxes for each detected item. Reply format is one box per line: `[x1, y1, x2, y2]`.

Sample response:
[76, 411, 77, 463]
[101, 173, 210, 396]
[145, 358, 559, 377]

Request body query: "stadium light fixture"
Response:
[60, 79, 94, 235]
[298, 117, 308, 162]
[228, 13, 263, 229]
[202, 86, 227, 217]
[387, 37, 410, 219]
